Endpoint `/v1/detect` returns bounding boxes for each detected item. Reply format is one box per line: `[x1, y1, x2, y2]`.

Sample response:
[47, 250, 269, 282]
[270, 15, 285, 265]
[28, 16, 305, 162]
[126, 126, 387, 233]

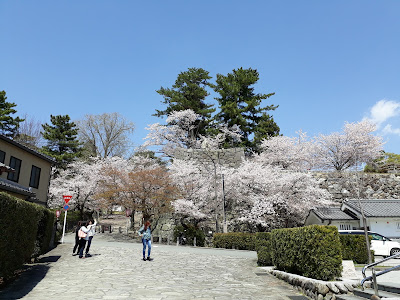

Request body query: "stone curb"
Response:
[264, 268, 364, 300]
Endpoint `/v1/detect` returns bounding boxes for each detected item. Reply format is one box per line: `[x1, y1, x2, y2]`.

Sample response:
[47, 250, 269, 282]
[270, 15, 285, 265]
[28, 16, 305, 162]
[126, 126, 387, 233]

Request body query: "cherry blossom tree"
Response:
[314, 120, 384, 171]
[145, 109, 241, 156]
[259, 130, 316, 170]
[169, 155, 331, 231]
[228, 159, 332, 230]
[48, 158, 104, 218]
[169, 159, 213, 224]
[259, 120, 384, 172]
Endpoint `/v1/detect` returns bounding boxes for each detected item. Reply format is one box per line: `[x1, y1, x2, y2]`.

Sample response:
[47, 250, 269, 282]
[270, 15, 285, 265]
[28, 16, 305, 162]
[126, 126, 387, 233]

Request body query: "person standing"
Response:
[138, 220, 152, 261]
[77, 222, 90, 259]
[84, 219, 97, 257]
[72, 221, 82, 255]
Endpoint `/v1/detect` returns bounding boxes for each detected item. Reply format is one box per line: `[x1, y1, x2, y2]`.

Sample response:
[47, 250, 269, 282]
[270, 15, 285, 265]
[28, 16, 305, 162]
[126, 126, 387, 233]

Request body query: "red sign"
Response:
[56, 210, 61, 218]
[63, 195, 72, 204]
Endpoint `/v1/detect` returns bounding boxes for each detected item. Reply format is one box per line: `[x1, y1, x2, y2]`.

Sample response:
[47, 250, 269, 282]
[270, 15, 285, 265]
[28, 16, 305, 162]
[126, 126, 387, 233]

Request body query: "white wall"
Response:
[368, 217, 400, 239]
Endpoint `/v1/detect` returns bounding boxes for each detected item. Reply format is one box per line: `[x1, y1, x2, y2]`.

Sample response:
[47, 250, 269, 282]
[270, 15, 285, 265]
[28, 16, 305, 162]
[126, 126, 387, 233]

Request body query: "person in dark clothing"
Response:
[77, 221, 90, 259]
[72, 221, 82, 256]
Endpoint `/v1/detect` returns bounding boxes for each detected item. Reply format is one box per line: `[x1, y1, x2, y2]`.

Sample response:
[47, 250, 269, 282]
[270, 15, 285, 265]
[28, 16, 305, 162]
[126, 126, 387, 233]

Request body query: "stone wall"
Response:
[314, 172, 400, 203]
[151, 213, 180, 243]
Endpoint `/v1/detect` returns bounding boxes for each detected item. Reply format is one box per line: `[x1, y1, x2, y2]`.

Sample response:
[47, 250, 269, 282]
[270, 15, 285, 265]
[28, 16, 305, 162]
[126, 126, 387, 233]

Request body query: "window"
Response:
[0, 150, 5, 163]
[29, 165, 41, 189]
[339, 224, 351, 230]
[7, 156, 21, 182]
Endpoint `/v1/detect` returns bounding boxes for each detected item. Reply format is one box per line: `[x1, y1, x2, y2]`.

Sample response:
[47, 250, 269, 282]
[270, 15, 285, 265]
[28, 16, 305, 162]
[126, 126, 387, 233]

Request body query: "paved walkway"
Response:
[0, 233, 307, 300]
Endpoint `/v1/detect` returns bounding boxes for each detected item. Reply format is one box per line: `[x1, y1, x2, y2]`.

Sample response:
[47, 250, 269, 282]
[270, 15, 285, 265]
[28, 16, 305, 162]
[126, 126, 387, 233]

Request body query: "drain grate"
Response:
[255, 272, 269, 276]
[288, 296, 309, 300]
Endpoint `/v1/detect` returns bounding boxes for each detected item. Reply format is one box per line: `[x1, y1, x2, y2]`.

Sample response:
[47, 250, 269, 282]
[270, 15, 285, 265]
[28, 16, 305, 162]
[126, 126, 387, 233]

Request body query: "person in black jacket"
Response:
[72, 221, 82, 256]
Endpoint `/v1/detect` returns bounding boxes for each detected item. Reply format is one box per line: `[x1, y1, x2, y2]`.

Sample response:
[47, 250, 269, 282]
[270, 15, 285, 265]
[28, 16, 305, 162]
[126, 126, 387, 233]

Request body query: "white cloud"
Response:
[365, 99, 400, 128]
[383, 124, 400, 136]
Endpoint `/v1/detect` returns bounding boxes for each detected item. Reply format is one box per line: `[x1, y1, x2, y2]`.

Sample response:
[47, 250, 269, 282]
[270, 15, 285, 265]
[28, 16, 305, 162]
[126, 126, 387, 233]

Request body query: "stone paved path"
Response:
[0, 233, 307, 300]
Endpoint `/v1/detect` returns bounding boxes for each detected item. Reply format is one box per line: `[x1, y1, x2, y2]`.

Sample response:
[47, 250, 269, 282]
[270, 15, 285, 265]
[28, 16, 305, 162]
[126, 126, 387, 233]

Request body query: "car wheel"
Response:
[390, 248, 400, 258]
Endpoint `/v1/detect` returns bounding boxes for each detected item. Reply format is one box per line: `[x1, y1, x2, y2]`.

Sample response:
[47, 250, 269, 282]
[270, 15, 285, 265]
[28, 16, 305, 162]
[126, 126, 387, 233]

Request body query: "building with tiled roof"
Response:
[342, 199, 400, 218]
[305, 199, 400, 238]
[0, 134, 54, 206]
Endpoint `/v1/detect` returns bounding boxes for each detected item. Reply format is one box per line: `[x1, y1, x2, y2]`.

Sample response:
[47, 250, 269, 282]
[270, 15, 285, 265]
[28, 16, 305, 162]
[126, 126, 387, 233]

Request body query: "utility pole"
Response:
[355, 156, 378, 297]
[222, 173, 227, 233]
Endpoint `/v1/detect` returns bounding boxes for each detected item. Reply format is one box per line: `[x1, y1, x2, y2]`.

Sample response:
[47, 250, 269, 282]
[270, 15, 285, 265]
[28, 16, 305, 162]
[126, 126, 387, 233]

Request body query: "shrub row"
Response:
[271, 225, 342, 281]
[0, 192, 55, 279]
[340, 234, 373, 264]
[213, 232, 257, 250]
[214, 225, 377, 281]
[255, 232, 272, 266]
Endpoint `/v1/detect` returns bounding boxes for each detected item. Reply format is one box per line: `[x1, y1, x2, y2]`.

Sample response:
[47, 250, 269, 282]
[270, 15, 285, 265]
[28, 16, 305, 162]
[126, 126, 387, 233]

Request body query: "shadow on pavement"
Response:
[0, 256, 60, 300]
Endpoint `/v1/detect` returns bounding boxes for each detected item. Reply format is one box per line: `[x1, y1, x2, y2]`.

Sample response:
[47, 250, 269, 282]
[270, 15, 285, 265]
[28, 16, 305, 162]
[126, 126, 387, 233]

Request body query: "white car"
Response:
[339, 230, 400, 257]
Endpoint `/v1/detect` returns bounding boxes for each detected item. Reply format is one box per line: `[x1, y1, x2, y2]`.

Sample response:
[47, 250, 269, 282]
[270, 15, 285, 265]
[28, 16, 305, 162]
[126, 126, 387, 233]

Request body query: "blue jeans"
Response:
[142, 238, 151, 258]
[86, 236, 93, 254]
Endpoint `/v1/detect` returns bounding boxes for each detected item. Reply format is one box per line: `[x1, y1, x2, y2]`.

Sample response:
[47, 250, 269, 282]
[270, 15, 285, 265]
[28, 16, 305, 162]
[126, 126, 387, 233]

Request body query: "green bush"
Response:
[271, 225, 343, 281]
[213, 232, 257, 250]
[0, 192, 55, 279]
[173, 224, 205, 247]
[340, 234, 374, 264]
[257, 246, 272, 266]
[256, 232, 272, 266]
[33, 209, 55, 258]
[58, 210, 85, 232]
[0, 193, 40, 278]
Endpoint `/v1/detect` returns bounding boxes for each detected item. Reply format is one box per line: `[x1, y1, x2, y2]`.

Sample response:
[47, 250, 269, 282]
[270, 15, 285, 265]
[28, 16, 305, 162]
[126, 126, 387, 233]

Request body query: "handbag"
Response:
[78, 229, 87, 238]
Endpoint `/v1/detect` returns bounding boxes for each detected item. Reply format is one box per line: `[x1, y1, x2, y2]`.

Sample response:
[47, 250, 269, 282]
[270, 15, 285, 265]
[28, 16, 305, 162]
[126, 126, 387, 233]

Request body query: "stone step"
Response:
[353, 287, 400, 299]
[336, 294, 367, 300]
[378, 282, 400, 295]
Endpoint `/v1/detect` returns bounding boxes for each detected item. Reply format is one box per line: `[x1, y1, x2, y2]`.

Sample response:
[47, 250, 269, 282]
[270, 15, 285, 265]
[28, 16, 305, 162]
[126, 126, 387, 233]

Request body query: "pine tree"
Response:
[0, 91, 24, 138]
[41, 115, 82, 170]
[154, 67, 215, 138]
[213, 67, 280, 153]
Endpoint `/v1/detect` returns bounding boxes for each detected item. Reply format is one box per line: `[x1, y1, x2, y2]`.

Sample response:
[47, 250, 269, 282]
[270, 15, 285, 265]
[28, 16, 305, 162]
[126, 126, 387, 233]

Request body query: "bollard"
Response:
[194, 237, 196, 247]
[176, 237, 179, 246]
[167, 236, 170, 245]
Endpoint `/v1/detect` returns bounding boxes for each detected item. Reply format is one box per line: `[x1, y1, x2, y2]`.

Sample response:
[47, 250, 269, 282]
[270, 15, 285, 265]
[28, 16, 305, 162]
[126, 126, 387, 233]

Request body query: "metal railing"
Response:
[361, 252, 400, 289]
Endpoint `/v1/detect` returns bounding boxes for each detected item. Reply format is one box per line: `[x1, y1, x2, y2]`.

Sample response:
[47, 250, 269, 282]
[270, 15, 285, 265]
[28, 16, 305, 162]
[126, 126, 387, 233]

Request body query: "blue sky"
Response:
[1, 1, 400, 153]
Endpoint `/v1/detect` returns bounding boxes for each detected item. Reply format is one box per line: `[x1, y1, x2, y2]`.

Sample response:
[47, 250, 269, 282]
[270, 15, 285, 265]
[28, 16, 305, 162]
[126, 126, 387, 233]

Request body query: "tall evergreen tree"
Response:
[213, 67, 280, 153]
[154, 67, 215, 138]
[0, 90, 24, 138]
[41, 115, 82, 170]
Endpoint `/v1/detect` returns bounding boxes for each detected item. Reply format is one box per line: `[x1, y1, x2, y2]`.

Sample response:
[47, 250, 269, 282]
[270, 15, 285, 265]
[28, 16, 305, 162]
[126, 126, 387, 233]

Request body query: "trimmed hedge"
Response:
[0, 192, 55, 279]
[271, 225, 342, 281]
[340, 234, 374, 264]
[213, 226, 373, 280]
[255, 232, 272, 266]
[33, 209, 55, 258]
[213, 232, 257, 250]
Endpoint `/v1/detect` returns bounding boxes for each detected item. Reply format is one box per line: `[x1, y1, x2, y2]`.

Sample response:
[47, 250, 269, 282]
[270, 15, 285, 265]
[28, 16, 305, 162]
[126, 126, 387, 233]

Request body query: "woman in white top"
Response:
[84, 219, 97, 257]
